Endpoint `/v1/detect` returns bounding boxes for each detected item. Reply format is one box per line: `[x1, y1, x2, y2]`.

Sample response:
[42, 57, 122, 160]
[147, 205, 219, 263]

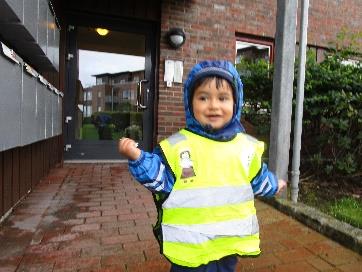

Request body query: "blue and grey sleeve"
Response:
[251, 163, 278, 197]
[128, 146, 175, 193]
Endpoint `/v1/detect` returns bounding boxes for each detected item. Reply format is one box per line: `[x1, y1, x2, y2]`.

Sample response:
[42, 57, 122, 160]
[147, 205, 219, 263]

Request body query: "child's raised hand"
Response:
[118, 138, 141, 161]
[276, 179, 287, 195]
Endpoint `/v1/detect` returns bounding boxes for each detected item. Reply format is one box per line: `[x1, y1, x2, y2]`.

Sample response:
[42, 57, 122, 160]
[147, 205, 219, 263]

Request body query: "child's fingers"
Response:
[276, 179, 287, 194]
[120, 138, 132, 148]
[118, 138, 138, 154]
[118, 138, 141, 160]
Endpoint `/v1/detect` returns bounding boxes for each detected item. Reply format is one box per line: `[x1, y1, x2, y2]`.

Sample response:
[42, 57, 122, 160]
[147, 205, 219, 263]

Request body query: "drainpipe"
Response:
[291, 0, 310, 203]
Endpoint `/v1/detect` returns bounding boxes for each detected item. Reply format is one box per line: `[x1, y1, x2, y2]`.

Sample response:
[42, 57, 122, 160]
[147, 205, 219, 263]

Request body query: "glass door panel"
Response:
[77, 49, 145, 144]
[65, 25, 152, 160]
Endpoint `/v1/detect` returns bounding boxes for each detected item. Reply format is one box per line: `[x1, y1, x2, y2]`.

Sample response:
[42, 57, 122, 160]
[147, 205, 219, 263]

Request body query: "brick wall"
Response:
[157, 0, 362, 141]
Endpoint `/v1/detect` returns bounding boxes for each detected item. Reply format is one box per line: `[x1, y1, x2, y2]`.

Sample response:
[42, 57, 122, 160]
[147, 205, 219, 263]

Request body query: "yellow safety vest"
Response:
[155, 129, 265, 267]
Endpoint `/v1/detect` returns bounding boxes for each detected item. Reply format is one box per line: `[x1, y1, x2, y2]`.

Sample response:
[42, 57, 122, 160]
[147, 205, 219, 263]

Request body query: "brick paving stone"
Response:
[71, 223, 101, 232]
[81, 244, 123, 257]
[339, 262, 362, 272]
[126, 260, 171, 272]
[306, 256, 335, 271]
[77, 211, 102, 218]
[53, 256, 101, 271]
[101, 233, 138, 245]
[272, 261, 319, 272]
[86, 215, 118, 224]
[1, 163, 361, 272]
[102, 208, 132, 216]
[101, 253, 145, 267]
[16, 261, 55, 272]
[274, 247, 314, 263]
[101, 220, 135, 229]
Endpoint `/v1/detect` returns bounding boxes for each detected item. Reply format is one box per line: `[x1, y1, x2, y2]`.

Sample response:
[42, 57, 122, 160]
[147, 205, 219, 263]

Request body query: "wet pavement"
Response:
[0, 163, 361, 272]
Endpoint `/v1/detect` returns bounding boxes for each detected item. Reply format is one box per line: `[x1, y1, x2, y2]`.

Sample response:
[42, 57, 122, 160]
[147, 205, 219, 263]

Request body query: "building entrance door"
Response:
[64, 19, 157, 160]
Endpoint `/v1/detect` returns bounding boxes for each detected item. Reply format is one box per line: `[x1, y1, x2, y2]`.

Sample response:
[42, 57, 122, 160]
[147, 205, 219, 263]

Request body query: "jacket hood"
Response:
[183, 60, 245, 141]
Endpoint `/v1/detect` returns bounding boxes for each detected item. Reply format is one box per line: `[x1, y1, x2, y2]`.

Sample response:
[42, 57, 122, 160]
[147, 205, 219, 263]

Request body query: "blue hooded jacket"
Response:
[128, 60, 278, 196]
[183, 60, 245, 141]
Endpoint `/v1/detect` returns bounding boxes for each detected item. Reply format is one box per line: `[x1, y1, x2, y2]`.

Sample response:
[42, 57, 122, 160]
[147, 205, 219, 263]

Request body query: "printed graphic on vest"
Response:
[180, 150, 196, 179]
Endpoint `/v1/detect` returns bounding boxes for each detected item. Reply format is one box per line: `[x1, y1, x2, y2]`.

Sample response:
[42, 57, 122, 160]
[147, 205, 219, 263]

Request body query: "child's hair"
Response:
[190, 76, 236, 103]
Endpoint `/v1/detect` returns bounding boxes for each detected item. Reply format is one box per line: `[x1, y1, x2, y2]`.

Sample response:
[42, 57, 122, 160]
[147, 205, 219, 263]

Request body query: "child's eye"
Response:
[198, 96, 207, 101]
[219, 96, 230, 101]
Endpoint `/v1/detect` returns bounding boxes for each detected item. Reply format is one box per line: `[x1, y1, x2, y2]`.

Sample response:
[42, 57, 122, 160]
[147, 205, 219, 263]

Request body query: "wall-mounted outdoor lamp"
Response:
[166, 28, 186, 49]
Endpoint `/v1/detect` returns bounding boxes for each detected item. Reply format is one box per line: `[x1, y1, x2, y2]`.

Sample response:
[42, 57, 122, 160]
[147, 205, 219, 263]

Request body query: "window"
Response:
[96, 78, 102, 85]
[84, 106, 92, 117]
[83, 91, 92, 101]
[235, 34, 274, 63]
[98, 91, 102, 98]
[122, 90, 131, 100]
[236, 40, 272, 63]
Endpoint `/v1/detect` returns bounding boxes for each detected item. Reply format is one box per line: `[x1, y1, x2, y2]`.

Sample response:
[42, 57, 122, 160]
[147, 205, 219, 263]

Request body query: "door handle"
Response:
[137, 79, 149, 110]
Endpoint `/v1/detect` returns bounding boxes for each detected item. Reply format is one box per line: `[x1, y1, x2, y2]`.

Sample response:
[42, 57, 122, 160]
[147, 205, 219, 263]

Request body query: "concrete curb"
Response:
[261, 197, 362, 254]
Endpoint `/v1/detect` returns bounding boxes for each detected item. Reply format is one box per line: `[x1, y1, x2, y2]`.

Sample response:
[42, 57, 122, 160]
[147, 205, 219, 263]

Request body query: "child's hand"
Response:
[118, 138, 141, 161]
[276, 179, 287, 195]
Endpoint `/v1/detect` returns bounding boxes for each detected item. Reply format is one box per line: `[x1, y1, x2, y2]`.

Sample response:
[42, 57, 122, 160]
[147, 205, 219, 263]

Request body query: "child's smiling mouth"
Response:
[206, 114, 222, 120]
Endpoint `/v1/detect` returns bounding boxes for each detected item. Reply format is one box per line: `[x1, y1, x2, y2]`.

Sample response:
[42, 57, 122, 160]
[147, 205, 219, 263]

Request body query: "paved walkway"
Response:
[0, 163, 360, 272]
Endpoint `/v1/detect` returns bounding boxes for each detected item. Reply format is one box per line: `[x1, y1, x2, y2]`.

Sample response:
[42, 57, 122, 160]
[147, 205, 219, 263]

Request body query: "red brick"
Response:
[86, 215, 118, 224]
[81, 244, 123, 257]
[102, 208, 131, 216]
[273, 261, 319, 272]
[117, 212, 149, 221]
[71, 223, 100, 232]
[123, 240, 159, 251]
[101, 220, 135, 229]
[306, 256, 335, 271]
[63, 218, 84, 225]
[275, 247, 313, 264]
[76, 211, 101, 218]
[101, 253, 145, 267]
[101, 234, 138, 245]
[339, 262, 362, 272]
[53, 256, 101, 271]
[126, 260, 171, 272]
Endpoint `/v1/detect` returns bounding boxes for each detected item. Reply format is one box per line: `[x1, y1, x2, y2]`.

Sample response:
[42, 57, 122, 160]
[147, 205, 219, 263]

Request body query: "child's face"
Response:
[192, 78, 234, 130]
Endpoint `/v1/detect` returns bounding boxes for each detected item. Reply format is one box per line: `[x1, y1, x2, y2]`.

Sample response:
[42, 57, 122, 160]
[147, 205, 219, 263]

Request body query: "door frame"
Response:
[64, 13, 159, 159]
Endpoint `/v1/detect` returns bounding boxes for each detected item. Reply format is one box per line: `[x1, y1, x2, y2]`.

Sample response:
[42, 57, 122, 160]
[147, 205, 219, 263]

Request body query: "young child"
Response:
[119, 60, 286, 272]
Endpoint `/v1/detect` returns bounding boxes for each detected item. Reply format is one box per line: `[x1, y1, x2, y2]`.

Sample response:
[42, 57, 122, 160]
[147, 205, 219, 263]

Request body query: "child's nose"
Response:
[209, 98, 219, 108]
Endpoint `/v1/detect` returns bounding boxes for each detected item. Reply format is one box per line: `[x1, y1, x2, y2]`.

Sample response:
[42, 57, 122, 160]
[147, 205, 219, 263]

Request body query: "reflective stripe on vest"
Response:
[162, 185, 254, 208]
[159, 129, 264, 267]
[162, 214, 259, 244]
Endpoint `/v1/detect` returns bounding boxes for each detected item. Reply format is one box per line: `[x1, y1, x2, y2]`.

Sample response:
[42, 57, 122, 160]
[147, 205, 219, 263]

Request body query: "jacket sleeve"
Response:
[128, 146, 175, 193]
[251, 163, 278, 197]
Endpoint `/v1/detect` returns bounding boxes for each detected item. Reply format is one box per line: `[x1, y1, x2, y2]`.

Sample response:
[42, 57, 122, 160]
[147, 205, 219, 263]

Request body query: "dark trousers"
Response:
[170, 255, 237, 272]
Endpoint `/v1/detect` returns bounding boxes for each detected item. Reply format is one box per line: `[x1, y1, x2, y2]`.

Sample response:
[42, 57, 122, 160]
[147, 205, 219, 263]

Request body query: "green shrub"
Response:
[236, 59, 273, 137]
[110, 112, 130, 132]
[130, 112, 143, 126]
[236, 32, 362, 179]
[125, 124, 142, 141]
[302, 41, 361, 177]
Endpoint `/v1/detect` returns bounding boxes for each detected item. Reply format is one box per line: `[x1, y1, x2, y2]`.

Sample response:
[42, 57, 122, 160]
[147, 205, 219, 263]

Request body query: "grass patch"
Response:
[326, 197, 362, 228]
[81, 124, 125, 140]
[299, 182, 362, 229]
[81, 124, 99, 140]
